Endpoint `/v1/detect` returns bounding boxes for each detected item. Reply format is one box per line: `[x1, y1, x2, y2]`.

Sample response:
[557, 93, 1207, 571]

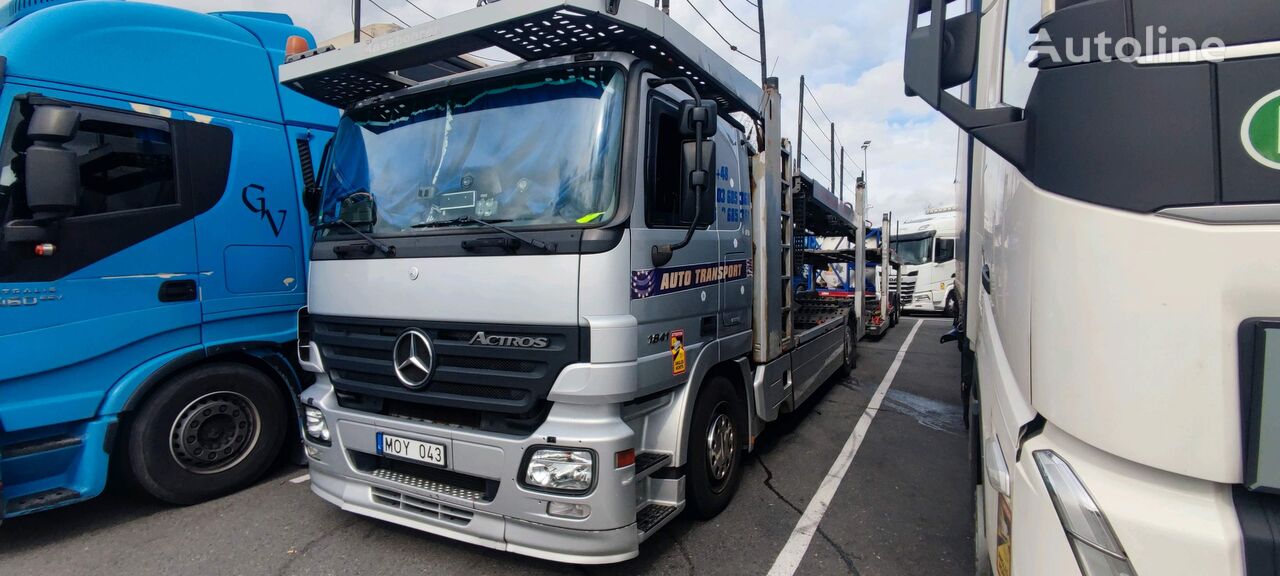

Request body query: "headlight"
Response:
[304, 406, 330, 443]
[522, 448, 594, 494]
[1034, 451, 1136, 576]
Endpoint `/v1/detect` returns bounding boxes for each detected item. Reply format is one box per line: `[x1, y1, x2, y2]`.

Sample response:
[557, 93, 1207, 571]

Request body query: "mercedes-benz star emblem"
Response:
[392, 328, 435, 389]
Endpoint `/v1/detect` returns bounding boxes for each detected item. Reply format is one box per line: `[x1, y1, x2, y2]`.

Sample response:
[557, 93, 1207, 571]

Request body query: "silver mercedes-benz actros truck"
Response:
[281, 0, 865, 563]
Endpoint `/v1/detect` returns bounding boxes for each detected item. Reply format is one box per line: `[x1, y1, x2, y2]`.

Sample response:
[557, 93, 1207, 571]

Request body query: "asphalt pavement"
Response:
[0, 317, 970, 575]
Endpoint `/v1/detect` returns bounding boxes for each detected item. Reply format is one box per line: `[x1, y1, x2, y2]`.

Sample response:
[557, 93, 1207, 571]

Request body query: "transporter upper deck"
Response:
[280, 0, 762, 118]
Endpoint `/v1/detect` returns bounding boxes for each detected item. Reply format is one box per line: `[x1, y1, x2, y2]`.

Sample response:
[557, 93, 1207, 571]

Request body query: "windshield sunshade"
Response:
[319, 65, 625, 237]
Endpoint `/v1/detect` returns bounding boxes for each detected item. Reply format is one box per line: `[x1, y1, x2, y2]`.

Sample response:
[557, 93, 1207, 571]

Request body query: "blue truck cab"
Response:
[0, 0, 335, 518]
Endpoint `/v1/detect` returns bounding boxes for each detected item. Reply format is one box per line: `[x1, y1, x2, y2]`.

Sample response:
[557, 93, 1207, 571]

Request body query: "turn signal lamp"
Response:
[615, 448, 636, 469]
[285, 35, 310, 57]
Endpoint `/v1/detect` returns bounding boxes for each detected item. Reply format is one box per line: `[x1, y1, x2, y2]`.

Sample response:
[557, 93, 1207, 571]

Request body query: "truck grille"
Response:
[898, 277, 918, 306]
[311, 316, 584, 415]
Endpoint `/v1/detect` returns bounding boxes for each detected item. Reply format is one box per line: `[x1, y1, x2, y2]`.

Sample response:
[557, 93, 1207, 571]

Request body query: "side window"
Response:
[645, 97, 685, 228]
[936, 238, 956, 263]
[65, 113, 176, 217]
[1001, 0, 1043, 108]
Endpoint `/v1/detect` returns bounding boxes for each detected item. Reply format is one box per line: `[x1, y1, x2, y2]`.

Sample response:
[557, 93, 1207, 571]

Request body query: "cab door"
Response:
[192, 117, 315, 344]
[630, 78, 721, 393]
[0, 89, 202, 430]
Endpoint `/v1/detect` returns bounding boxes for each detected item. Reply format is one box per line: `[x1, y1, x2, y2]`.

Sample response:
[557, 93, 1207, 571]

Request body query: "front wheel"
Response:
[687, 376, 745, 519]
[127, 362, 287, 505]
[945, 292, 959, 318]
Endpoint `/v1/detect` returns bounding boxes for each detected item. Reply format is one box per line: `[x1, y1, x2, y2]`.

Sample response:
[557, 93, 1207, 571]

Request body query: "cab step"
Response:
[1, 434, 81, 458]
[637, 503, 678, 536]
[5, 487, 80, 515]
[634, 452, 671, 480]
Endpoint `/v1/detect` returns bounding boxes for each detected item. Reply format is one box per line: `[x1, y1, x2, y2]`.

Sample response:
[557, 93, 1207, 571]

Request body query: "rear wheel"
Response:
[687, 376, 745, 519]
[837, 315, 857, 377]
[127, 362, 287, 505]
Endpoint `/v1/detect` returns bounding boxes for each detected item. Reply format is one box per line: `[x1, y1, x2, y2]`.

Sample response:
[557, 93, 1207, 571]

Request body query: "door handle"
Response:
[981, 264, 992, 294]
[158, 279, 197, 302]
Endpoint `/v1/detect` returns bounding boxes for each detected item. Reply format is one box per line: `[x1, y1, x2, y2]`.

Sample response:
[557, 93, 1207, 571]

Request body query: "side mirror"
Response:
[904, 0, 1029, 170]
[648, 80, 719, 267]
[303, 183, 322, 226]
[25, 106, 81, 222]
[680, 140, 716, 227]
[679, 99, 718, 139]
[338, 191, 377, 228]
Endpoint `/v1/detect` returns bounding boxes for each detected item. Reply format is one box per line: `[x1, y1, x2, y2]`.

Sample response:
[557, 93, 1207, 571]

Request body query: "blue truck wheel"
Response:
[126, 362, 287, 505]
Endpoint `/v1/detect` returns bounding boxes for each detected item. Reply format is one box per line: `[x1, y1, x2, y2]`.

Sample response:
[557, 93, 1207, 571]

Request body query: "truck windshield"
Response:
[318, 65, 624, 236]
[892, 234, 934, 266]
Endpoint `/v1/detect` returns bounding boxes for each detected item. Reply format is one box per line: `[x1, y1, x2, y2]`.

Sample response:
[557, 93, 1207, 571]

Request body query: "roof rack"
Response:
[280, 0, 762, 117]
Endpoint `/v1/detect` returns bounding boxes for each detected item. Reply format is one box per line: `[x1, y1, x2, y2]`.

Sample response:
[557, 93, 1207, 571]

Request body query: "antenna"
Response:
[756, 0, 768, 91]
[352, 0, 361, 44]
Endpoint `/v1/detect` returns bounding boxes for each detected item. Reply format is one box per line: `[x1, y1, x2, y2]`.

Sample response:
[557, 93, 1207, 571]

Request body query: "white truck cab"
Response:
[892, 207, 958, 316]
[905, 0, 1280, 574]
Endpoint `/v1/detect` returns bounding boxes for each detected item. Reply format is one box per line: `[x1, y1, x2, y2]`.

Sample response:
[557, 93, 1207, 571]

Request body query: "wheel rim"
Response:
[843, 327, 853, 366]
[169, 391, 261, 475]
[705, 404, 736, 489]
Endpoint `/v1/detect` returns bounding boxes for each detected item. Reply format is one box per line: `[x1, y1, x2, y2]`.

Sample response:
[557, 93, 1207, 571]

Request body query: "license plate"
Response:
[376, 432, 446, 467]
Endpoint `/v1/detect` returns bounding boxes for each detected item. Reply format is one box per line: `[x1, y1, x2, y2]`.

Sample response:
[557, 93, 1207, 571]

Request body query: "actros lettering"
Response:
[469, 332, 550, 349]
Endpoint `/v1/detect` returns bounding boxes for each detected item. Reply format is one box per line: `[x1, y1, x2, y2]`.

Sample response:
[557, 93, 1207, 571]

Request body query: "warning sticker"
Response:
[996, 492, 1012, 576]
[670, 329, 686, 376]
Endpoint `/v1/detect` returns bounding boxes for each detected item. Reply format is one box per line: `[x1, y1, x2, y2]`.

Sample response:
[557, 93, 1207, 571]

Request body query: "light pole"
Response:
[861, 140, 871, 184]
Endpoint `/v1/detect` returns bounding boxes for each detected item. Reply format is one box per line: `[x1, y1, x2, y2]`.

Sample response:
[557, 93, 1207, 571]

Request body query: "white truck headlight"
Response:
[523, 448, 594, 494]
[304, 406, 330, 443]
[1034, 451, 1136, 576]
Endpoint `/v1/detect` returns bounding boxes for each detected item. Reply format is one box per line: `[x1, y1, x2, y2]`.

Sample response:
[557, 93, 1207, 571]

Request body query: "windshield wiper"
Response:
[412, 216, 556, 253]
[316, 219, 396, 257]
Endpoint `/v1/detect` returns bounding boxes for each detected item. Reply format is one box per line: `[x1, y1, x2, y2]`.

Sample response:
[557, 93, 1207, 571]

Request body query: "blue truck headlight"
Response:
[1034, 451, 1136, 576]
[304, 406, 330, 443]
[522, 448, 594, 494]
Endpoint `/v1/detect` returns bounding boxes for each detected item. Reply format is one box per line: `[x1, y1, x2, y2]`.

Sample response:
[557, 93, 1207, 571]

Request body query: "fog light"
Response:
[547, 501, 591, 519]
[1034, 451, 1136, 576]
[304, 406, 330, 443]
[304, 443, 322, 461]
[523, 448, 594, 494]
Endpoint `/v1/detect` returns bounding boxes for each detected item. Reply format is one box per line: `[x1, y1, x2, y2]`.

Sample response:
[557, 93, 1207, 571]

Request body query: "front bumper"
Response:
[903, 291, 943, 312]
[301, 379, 643, 564]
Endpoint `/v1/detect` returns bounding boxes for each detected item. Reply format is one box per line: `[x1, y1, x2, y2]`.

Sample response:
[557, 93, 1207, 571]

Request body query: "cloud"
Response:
[147, 0, 956, 221]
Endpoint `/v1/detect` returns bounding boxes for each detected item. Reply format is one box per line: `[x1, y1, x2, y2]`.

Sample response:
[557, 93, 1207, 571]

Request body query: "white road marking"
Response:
[289, 474, 311, 484]
[767, 319, 924, 576]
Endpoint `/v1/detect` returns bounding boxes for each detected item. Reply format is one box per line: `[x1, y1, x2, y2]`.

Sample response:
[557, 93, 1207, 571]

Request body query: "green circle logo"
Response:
[1242, 89, 1280, 170]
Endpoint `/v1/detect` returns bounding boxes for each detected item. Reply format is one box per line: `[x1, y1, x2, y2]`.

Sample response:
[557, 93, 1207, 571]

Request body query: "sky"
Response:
[151, 0, 958, 221]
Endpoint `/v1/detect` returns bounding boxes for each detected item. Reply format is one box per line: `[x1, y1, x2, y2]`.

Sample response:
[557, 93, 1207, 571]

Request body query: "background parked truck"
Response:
[283, 0, 866, 563]
[891, 206, 957, 316]
[0, 0, 334, 518]
[906, 0, 1280, 573]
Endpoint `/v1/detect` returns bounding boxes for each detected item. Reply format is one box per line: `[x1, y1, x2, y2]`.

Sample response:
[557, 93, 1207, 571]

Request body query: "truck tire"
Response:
[945, 292, 959, 318]
[127, 362, 287, 505]
[687, 375, 745, 519]
[837, 317, 857, 377]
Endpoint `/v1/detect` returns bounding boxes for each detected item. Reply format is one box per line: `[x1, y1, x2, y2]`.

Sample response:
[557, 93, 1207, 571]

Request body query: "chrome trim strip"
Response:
[1138, 39, 1280, 65]
[1157, 204, 1280, 225]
